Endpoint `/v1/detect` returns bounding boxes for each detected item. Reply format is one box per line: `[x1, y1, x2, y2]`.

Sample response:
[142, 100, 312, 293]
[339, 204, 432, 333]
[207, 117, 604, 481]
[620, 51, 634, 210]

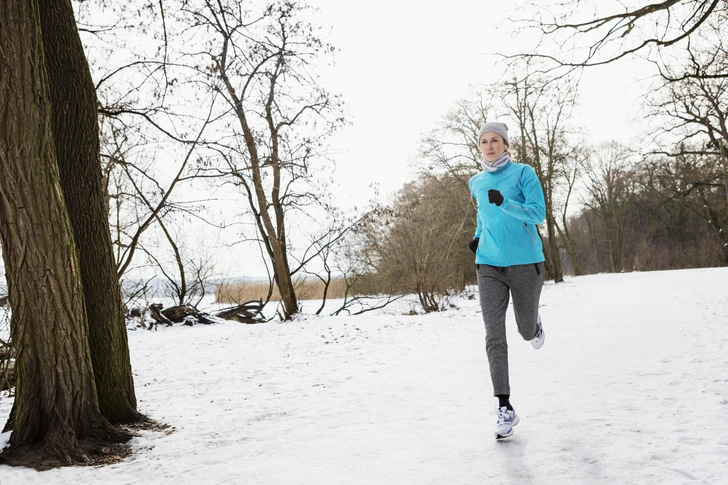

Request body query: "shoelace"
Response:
[496, 408, 513, 425]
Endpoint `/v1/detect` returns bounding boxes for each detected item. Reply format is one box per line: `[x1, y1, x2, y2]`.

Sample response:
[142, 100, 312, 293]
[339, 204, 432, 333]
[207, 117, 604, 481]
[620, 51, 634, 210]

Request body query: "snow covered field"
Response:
[1, 267, 727, 484]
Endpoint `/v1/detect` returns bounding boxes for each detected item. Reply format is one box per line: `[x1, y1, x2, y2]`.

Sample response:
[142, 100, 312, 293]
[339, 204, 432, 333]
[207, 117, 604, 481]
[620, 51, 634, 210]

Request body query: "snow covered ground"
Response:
[1, 267, 727, 484]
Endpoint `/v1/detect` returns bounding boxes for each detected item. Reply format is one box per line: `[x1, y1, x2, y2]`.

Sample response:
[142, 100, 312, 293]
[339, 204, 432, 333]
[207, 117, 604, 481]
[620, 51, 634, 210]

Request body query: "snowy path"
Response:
[1, 268, 727, 484]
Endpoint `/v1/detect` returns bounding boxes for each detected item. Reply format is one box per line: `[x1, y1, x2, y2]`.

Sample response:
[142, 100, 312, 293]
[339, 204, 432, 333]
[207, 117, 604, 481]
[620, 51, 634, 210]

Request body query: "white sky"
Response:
[306, 0, 649, 207]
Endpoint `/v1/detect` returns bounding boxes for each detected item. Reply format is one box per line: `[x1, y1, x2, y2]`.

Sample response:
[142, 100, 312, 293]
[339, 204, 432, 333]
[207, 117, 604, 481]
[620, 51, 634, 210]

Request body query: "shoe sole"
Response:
[494, 415, 520, 440]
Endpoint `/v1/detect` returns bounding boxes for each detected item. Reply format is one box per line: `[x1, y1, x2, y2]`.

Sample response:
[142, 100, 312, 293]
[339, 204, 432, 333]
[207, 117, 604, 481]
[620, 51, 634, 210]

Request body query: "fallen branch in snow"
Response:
[126, 302, 244, 330]
[124, 300, 267, 330]
[149, 303, 174, 328]
[331, 294, 407, 316]
[215, 300, 267, 324]
[161, 305, 218, 326]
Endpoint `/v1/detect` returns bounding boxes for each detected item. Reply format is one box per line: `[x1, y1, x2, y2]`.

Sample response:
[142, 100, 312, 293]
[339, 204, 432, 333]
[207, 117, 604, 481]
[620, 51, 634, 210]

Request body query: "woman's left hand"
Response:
[488, 189, 504, 206]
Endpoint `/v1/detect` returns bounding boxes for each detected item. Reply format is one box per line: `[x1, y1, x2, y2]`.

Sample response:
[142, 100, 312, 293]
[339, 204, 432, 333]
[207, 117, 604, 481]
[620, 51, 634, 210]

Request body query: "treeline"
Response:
[568, 151, 727, 274]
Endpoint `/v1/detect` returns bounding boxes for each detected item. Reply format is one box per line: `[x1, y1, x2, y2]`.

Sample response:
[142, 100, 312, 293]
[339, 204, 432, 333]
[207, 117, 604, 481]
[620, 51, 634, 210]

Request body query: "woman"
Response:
[468, 122, 546, 440]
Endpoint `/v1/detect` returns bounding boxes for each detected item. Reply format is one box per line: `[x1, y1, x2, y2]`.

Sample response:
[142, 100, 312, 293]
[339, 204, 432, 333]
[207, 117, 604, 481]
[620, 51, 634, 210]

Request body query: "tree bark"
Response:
[545, 210, 565, 282]
[0, 0, 112, 461]
[37, 0, 141, 423]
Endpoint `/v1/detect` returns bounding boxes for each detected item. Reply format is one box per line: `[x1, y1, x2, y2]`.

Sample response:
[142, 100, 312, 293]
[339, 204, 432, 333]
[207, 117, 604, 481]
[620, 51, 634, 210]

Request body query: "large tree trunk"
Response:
[0, 0, 113, 462]
[270, 239, 298, 319]
[37, 0, 141, 423]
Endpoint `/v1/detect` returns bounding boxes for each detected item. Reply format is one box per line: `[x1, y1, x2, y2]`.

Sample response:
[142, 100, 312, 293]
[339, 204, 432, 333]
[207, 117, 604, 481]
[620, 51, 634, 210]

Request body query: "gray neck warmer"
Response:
[481, 151, 510, 172]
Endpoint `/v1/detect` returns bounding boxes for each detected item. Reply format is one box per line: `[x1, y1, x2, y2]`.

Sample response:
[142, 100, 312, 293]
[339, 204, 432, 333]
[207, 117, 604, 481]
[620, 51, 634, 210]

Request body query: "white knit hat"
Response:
[478, 122, 509, 147]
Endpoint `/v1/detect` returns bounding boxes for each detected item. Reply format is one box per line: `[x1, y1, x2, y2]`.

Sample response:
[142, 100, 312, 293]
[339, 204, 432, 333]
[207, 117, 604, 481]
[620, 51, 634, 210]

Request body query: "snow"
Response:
[1, 267, 727, 484]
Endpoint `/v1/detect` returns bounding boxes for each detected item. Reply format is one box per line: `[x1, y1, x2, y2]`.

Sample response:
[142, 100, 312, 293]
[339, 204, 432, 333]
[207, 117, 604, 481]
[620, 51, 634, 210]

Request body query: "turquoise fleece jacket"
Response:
[469, 161, 546, 266]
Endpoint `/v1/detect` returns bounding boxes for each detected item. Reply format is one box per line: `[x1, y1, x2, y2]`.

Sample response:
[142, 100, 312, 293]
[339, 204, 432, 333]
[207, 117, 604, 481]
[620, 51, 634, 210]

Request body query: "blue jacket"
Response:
[469, 161, 546, 266]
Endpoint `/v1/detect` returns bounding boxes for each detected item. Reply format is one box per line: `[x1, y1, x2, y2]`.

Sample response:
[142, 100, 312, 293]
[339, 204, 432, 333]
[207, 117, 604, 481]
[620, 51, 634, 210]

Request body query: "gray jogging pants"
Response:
[477, 262, 544, 396]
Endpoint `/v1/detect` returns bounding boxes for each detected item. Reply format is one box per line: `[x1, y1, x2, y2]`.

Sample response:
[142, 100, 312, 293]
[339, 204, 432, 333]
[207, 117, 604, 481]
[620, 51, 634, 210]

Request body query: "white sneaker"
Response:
[495, 406, 520, 439]
[531, 315, 545, 349]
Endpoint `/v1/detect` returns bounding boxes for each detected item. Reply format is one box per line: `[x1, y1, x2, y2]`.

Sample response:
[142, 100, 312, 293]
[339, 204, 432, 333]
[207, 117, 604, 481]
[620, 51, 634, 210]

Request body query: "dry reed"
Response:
[215, 278, 348, 304]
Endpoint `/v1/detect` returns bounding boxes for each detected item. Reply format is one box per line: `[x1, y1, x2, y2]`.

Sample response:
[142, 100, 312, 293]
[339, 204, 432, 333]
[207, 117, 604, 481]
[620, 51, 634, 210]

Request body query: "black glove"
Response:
[468, 238, 479, 254]
[488, 189, 504, 206]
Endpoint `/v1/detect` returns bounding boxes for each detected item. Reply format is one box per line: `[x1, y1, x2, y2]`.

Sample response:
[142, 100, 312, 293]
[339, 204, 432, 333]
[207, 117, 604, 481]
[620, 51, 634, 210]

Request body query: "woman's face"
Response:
[479, 132, 507, 162]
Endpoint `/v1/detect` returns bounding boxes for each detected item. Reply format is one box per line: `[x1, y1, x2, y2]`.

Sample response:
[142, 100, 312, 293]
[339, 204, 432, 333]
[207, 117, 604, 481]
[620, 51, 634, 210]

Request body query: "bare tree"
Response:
[289, 209, 367, 315]
[72, 0, 227, 291]
[419, 92, 493, 179]
[648, 14, 728, 148]
[645, 151, 728, 265]
[325, 220, 407, 316]
[555, 145, 586, 275]
[75, 1, 348, 318]
[178, 0, 345, 319]
[109, 108, 215, 278]
[359, 174, 475, 313]
[517, 0, 725, 75]
[582, 143, 637, 273]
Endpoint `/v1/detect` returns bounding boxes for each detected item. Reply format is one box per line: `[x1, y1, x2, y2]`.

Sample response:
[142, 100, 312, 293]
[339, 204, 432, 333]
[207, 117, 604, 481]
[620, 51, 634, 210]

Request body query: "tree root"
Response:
[0, 418, 167, 470]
